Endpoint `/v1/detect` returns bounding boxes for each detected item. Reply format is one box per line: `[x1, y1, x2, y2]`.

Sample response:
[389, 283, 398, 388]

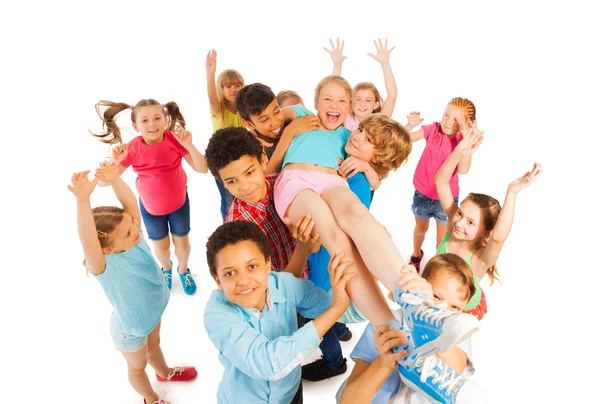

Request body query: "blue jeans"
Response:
[320, 322, 347, 368]
[215, 179, 234, 222]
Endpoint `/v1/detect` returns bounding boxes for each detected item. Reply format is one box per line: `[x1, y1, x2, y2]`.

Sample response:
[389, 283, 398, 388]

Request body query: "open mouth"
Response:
[237, 287, 256, 296]
[270, 126, 282, 137]
[326, 112, 340, 124]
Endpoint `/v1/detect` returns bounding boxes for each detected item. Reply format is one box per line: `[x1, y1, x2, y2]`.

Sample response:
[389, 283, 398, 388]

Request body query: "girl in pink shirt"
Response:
[405, 98, 477, 273]
[92, 99, 208, 295]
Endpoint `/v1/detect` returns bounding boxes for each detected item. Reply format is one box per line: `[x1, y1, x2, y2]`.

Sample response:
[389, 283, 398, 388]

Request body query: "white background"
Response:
[2, 0, 598, 402]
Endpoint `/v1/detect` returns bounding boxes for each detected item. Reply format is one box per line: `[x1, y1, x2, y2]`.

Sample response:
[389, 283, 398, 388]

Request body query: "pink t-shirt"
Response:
[120, 131, 189, 215]
[413, 123, 461, 200]
[343, 115, 359, 131]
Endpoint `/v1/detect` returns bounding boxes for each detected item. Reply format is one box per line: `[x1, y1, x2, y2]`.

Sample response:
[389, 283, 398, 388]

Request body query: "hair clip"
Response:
[162, 104, 167, 108]
[128, 105, 134, 110]
[97, 230, 108, 239]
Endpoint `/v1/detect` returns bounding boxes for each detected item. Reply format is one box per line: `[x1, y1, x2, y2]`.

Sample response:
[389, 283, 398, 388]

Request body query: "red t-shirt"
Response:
[120, 131, 189, 215]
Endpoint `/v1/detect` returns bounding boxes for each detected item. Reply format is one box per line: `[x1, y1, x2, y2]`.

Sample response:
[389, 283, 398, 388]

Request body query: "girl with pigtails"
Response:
[92, 99, 208, 295]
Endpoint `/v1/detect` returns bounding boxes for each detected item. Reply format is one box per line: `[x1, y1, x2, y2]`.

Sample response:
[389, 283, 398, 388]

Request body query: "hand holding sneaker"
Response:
[397, 265, 434, 300]
[373, 324, 409, 369]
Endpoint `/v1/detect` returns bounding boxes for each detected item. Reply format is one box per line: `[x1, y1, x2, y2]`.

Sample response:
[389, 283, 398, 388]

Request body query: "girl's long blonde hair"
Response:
[216, 69, 244, 126]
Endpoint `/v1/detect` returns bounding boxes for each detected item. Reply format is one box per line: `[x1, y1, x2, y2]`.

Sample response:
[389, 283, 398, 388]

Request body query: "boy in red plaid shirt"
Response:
[205, 127, 318, 278]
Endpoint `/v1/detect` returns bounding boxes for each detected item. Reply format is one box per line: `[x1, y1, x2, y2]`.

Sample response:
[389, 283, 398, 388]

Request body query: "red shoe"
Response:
[409, 249, 424, 273]
[156, 366, 198, 382]
[143, 391, 170, 404]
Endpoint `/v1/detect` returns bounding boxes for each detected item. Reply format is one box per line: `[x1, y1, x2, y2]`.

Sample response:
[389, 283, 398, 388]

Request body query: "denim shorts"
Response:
[110, 321, 147, 352]
[139, 191, 191, 241]
[411, 190, 458, 225]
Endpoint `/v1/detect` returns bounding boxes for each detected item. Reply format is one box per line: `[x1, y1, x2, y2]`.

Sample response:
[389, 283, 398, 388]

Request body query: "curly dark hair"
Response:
[206, 220, 273, 278]
[205, 127, 265, 180]
[235, 83, 277, 122]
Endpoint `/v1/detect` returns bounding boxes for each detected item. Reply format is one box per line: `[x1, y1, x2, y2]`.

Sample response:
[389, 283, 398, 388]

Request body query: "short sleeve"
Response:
[422, 122, 438, 141]
[290, 104, 313, 118]
[119, 139, 136, 168]
[165, 131, 189, 157]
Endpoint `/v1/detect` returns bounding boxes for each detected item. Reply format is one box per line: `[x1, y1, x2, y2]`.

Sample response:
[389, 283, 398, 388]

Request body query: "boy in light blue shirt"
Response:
[204, 220, 365, 403]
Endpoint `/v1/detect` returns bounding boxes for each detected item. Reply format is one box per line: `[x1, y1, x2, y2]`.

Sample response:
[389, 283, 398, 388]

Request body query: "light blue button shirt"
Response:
[282, 104, 351, 170]
[204, 271, 365, 403]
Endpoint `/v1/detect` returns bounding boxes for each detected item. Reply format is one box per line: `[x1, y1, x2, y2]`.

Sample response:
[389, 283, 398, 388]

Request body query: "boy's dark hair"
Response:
[205, 127, 265, 180]
[206, 220, 273, 278]
[235, 83, 277, 121]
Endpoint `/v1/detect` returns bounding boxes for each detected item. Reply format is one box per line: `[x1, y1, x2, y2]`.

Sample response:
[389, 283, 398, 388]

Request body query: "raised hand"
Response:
[96, 161, 120, 184]
[324, 37, 347, 65]
[328, 252, 355, 310]
[373, 325, 409, 369]
[111, 143, 129, 163]
[67, 170, 100, 201]
[508, 162, 543, 194]
[173, 124, 193, 149]
[407, 111, 424, 127]
[367, 38, 395, 65]
[454, 128, 484, 157]
[206, 49, 217, 75]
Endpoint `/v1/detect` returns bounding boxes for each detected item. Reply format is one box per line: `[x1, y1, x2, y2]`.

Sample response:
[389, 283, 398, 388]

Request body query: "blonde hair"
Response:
[82, 206, 125, 272]
[276, 90, 304, 108]
[353, 82, 383, 115]
[462, 193, 502, 285]
[422, 253, 476, 302]
[359, 114, 411, 179]
[217, 69, 244, 126]
[313, 75, 354, 113]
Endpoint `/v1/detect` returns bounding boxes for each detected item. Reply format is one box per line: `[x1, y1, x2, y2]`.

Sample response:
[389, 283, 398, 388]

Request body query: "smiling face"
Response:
[316, 81, 351, 131]
[132, 105, 166, 144]
[429, 273, 469, 312]
[214, 240, 271, 311]
[244, 99, 285, 140]
[103, 212, 141, 254]
[353, 88, 379, 120]
[345, 126, 375, 161]
[218, 155, 268, 203]
[439, 104, 467, 136]
[451, 200, 485, 241]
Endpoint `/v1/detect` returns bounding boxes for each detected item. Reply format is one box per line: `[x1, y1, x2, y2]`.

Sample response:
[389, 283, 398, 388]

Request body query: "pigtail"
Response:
[91, 100, 131, 145]
[164, 101, 186, 132]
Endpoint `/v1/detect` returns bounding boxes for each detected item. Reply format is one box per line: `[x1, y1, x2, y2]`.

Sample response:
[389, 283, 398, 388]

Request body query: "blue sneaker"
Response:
[399, 340, 486, 404]
[393, 286, 479, 357]
[162, 260, 173, 290]
[179, 268, 197, 296]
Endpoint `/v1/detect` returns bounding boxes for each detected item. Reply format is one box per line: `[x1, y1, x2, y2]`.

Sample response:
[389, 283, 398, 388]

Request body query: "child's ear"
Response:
[132, 123, 138, 132]
[266, 257, 272, 274]
[213, 275, 223, 290]
[101, 247, 113, 255]
[242, 119, 256, 134]
[484, 230, 492, 240]
[373, 101, 380, 111]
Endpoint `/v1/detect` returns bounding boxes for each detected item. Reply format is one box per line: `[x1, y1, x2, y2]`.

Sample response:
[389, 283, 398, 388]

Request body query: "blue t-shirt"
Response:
[307, 172, 371, 290]
[94, 234, 169, 336]
[282, 104, 351, 170]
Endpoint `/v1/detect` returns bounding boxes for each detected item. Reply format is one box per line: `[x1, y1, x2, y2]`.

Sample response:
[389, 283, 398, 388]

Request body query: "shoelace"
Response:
[163, 271, 172, 282]
[167, 366, 192, 380]
[418, 355, 462, 395]
[152, 391, 171, 404]
[183, 273, 194, 287]
[413, 301, 455, 325]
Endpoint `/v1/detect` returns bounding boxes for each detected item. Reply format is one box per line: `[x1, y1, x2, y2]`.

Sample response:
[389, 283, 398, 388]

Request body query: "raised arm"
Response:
[265, 115, 321, 174]
[435, 129, 484, 227]
[68, 170, 105, 275]
[97, 161, 141, 223]
[173, 126, 209, 173]
[324, 37, 347, 76]
[405, 112, 425, 142]
[473, 162, 543, 278]
[368, 38, 397, 117]
[205, 49, 220, 117]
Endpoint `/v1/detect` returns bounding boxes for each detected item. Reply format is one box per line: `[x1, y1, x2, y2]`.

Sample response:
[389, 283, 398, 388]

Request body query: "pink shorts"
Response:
[274, 169, 348, 220]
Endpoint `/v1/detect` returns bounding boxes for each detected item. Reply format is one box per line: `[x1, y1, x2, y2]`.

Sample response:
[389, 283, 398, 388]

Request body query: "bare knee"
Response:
[414, 220, 430, 237]
[336, 200, 371, 233]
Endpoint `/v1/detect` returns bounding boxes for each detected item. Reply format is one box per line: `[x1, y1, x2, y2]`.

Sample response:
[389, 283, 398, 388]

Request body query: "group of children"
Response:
[71, 38, 543, 404]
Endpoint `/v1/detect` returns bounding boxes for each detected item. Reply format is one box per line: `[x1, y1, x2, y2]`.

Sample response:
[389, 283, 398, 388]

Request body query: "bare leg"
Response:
[435, 221, 448, 249]
[324, 187, 406, 292]
[286, 190, 394, 325]
[172, 234, 191, 274]
[413, 217, 430, 257]
[122, 344, 158, 404]
[146, 321, 170, 379]
[152, 236, 172, 270]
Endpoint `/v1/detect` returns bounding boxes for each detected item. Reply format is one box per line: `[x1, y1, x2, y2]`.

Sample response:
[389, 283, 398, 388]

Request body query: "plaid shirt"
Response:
[226, 174, 308, 278]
